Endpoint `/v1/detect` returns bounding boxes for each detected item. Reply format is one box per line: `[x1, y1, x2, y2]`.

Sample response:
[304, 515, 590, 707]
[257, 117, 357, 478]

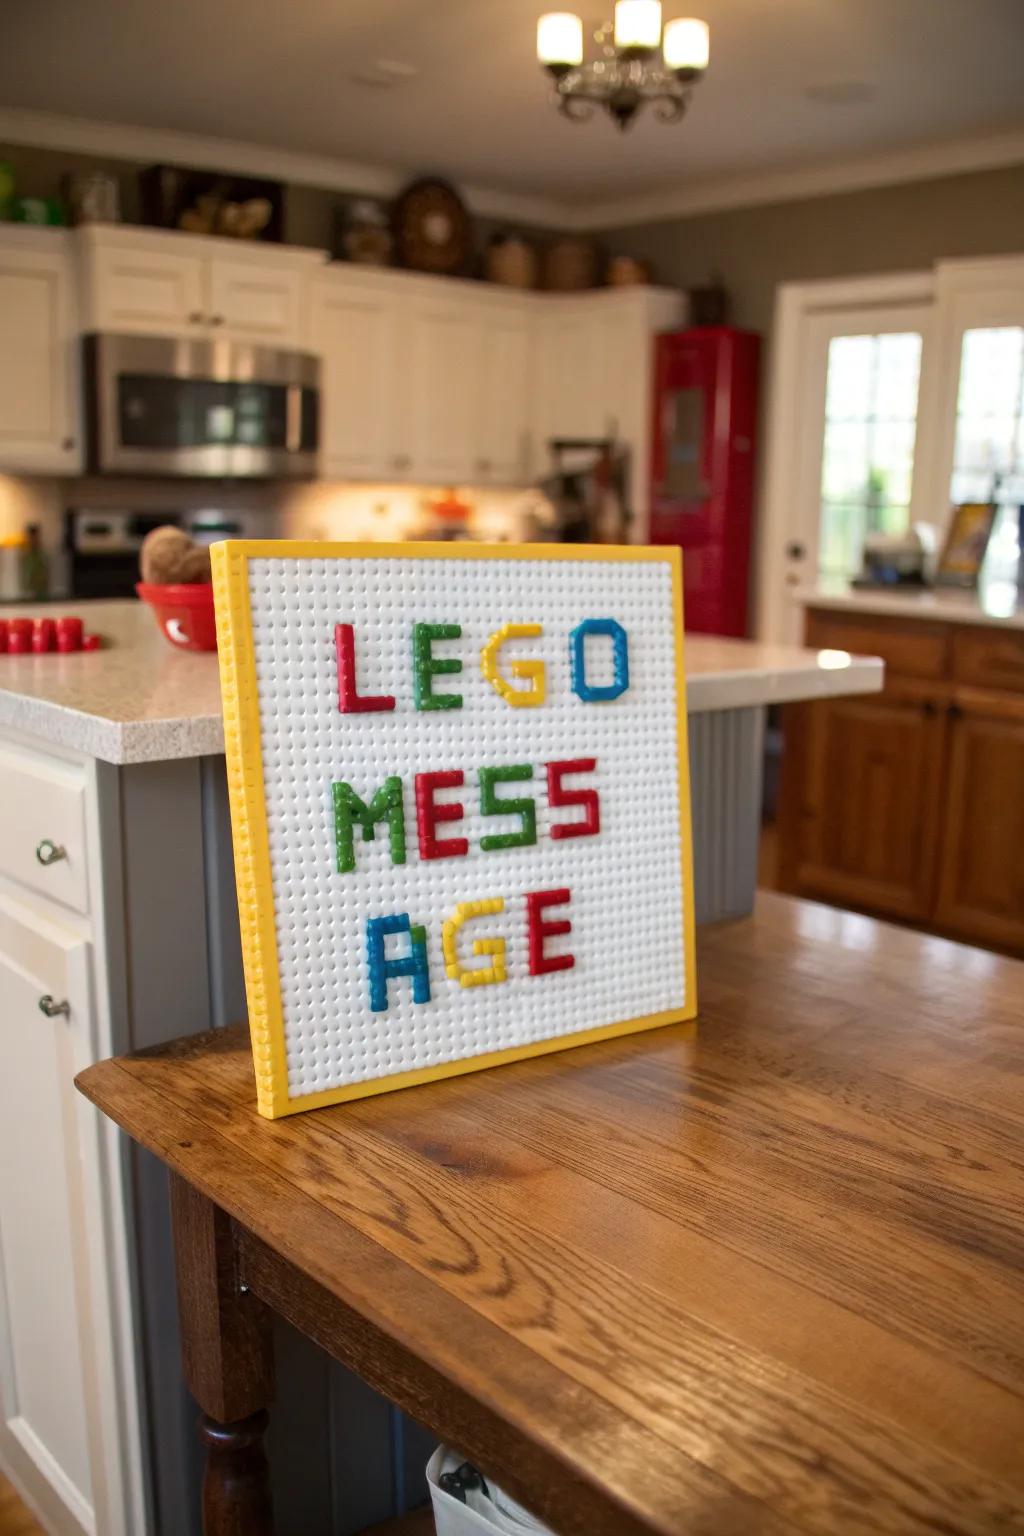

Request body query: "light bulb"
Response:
[614, 0, 662, 52]
[537, 12, 584, 67]
[663, 16, 709, 71]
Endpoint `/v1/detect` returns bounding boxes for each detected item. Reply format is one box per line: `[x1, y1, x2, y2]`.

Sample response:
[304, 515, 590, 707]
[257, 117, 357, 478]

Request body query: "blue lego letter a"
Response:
[366, 913, 431, 1013]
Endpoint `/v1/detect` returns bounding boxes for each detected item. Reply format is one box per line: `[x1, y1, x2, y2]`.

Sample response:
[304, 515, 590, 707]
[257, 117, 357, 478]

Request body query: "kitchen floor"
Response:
[0, 1476, 44, 1536]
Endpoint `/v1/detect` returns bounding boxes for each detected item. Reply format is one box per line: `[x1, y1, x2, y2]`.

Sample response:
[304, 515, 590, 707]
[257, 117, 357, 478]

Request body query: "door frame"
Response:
[758, 270, 935, 643]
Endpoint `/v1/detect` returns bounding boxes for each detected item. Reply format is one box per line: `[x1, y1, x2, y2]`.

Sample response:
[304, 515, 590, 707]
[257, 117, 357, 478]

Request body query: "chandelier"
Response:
[537, 2, 709, 129]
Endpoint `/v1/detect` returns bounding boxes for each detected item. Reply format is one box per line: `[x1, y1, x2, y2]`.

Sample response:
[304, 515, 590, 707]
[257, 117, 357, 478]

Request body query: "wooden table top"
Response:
[77, 892, 1024, 1536]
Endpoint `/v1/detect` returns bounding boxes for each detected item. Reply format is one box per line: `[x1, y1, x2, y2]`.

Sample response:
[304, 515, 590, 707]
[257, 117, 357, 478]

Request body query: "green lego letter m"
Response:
[333, 776, 407, 872]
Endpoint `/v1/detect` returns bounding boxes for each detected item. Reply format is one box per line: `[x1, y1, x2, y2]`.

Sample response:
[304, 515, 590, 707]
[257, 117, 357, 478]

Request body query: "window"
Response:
[949, 326, 1023, 591]
[818, 332, 922, 579]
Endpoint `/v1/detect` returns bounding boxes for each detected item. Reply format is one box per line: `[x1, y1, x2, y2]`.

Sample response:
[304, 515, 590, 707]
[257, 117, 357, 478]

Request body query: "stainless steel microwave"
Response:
[83, 333, 320, 478]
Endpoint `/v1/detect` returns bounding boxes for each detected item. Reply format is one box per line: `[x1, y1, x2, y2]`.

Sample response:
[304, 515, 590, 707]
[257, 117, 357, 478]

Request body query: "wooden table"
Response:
[76, 892, 1024, 1536]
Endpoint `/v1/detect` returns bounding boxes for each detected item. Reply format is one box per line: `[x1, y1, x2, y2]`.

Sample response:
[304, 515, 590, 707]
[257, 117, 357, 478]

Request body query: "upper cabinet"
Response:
[0, 229, 81, 474]
[77, 226, 322, 347]
[307, 265, 680, 508]
[532, 288, 684, 519]
[0, 223, 680, 513]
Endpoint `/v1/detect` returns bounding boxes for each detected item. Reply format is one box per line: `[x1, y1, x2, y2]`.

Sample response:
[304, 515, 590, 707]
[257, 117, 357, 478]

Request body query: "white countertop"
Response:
[0, 601, 883, 765]
[801, 579, 1024, 629]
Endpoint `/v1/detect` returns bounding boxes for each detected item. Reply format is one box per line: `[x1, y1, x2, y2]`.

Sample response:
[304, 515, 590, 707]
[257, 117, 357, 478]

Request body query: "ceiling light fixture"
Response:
[537, 3, 709, 130]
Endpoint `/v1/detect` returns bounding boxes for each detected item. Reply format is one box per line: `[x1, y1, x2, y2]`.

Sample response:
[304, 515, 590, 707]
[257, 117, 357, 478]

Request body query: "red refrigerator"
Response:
[648, 326, 760, 637]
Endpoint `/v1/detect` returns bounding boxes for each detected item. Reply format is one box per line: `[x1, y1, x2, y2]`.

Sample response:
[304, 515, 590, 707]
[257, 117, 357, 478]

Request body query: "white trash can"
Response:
[426, 1447, 559, 1535]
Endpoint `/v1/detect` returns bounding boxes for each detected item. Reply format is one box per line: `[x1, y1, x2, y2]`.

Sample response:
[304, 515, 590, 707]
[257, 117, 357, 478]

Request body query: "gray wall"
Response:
[599, 163, 1024, 337]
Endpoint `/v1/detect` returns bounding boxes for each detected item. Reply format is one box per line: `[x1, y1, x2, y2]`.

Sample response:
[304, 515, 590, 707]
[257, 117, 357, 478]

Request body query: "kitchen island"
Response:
[0, 598, 883, 1536]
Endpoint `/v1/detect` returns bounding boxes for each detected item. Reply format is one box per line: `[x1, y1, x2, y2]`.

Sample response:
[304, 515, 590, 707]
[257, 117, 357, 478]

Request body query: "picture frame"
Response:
[935, 502, 997, 588]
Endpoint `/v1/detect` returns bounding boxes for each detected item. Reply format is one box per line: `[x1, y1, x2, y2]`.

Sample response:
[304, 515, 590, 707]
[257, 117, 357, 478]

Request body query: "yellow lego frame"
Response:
[211, 539, 697, 1119]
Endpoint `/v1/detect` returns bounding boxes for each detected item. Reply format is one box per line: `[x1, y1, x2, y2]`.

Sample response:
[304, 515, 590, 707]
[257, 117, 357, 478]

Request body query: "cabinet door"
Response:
[407, 299, 480, 482]
[208, 258, 304, 345]
[532, 306, 604, 468]
[90, 242, 205, 335]
[779, 692, 947, 920]
[0, 896, 95, 1533]
[0, 239, 80, 473]
[934, 698, 1024, 951]
[475, 307, 533, 484]
[310, 281, 404, 478]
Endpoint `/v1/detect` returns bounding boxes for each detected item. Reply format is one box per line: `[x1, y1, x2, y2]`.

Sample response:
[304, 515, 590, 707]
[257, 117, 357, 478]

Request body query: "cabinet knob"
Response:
[947, 702, 963, 721]
[392, 454, 410, 472]
[477, 458, 492, 476]
[35, 838, 67, 866]
[786, 541, 807, 561]
[921, 700, 937, 718]
[38, 995, 70, 1019]
[188, 311, 204, 324]
[62, 436, 75, 452]
[210, 314, 225, 326]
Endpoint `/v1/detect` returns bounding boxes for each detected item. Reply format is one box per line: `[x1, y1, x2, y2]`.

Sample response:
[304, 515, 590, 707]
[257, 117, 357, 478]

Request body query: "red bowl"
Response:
[136, 582, 218, 652]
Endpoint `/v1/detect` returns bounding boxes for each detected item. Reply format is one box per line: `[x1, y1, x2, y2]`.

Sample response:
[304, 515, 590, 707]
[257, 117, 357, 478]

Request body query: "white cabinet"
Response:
[532, 288, 684, 525]
[78, 226, 324, 347]
[0, 736, 146, 1536]
[407, 296, 482, 483]
[207, 258, 306, 344]
[83, 236, 204, 336]
[0, 894, 95, 1534]
[534, 304, 606, 446]
[475, 303, 533, 484]
[0, 229, 81, 474]
[309, 277, 407, 479]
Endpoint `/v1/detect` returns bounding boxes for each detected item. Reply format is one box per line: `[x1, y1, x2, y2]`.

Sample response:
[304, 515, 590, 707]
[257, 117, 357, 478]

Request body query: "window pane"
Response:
[821, 422, 869, 500]
[871, 421, 916, 507]
[825, 336, 874, 421]
[820, 501, 868, 578]
[817, 330, 923, 581]
[950, 326, 1024, 592]
[874, 333, 922, 422]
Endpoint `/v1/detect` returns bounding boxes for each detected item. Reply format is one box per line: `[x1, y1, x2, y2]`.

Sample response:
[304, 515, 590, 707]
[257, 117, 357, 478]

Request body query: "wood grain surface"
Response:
[77, 893, 1024, 1536]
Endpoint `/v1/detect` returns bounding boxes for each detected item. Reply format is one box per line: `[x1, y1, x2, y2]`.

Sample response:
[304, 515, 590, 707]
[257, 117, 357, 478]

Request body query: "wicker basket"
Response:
[542, 236, 599, 291]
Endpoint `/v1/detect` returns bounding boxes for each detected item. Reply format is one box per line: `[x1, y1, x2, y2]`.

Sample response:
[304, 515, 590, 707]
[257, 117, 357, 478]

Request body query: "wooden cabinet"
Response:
[780, 687, 946, 921]
[0, 229, 81, 474]
[779, 610, 1024, 953]
[934, 692, 1024, 950]
[78, 226, 320, 347]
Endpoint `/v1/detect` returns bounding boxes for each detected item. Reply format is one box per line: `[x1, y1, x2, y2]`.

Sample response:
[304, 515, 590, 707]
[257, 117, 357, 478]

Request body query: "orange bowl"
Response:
[136, 582, 218, 652]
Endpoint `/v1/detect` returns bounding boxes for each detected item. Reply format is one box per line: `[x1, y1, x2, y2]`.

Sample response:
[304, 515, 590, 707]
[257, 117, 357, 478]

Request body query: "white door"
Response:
[90, 242, 205, 335]
[0, 895, 95, 1534]
[761, 283, 933, 643]
[0, 236, 80, 473]
[920, 258, 1024, 599]
[407, 298, 480, 482]
[475, 306, 533, 484]
[208, 259, 304, 345]
[310, 280, 405, 478]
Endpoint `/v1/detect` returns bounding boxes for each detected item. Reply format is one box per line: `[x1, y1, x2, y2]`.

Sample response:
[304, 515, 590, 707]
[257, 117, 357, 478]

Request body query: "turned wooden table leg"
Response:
[170, 1173, 276, 1536]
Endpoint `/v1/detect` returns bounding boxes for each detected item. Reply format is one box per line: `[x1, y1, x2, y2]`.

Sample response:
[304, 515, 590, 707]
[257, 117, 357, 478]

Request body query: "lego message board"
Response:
[212, 542, 696, 1118]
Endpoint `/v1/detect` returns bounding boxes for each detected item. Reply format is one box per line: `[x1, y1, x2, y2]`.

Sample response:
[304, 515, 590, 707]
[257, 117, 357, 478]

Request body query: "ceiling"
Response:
[3, 0, 1023, 219]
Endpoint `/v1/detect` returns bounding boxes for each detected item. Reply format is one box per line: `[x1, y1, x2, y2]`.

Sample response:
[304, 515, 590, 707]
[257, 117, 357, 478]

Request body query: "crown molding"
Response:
[0, 107, 569, 229]
[563, 125, 1024, 230]
[1, 105, 1022, 236]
